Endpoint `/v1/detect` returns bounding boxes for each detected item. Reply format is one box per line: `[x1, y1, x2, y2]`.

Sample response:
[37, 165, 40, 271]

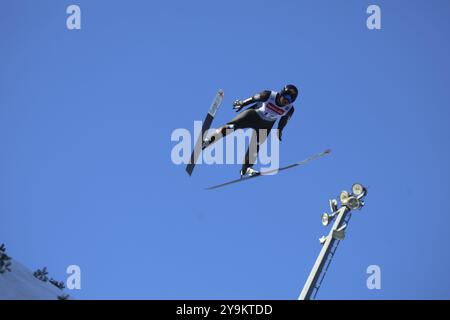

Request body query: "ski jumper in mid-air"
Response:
[202, 84, 298, 177]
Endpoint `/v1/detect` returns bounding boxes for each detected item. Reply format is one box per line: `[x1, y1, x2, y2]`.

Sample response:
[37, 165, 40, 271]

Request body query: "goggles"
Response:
[281, 93, 293, 103]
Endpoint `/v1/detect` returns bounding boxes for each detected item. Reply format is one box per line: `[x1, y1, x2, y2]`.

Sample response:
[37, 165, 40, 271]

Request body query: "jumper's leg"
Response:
[240, 128, 270, 176]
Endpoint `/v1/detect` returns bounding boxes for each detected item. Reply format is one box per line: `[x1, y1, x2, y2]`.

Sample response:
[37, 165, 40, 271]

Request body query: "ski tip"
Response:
[324, 149, 332, 154]
[218, 89, 224, 96]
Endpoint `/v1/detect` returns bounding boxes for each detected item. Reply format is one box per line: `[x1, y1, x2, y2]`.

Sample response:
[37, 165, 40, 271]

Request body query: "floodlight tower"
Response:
[298, 183, 368, 300]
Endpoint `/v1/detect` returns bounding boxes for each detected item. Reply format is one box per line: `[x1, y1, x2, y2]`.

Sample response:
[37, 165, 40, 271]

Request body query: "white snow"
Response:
[0, 259, 69, 300]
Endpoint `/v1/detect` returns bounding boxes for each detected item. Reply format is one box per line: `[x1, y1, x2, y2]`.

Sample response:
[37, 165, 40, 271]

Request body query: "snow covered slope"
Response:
[0, 259, 70, 300]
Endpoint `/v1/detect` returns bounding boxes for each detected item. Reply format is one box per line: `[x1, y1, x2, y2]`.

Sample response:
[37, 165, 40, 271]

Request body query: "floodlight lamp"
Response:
[321, 213, 331, 226]
[346, 197, 361, 210]
[339, 191, 349, 204]
[352, 183, 365, 198]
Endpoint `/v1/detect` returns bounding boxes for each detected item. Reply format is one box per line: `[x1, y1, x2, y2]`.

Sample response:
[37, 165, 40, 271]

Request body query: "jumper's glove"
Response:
[233, 100, 244, 112]
[277, 130, 283, 141]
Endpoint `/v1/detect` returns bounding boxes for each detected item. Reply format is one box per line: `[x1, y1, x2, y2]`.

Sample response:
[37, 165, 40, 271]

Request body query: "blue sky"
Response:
[1, 0, 450, 299]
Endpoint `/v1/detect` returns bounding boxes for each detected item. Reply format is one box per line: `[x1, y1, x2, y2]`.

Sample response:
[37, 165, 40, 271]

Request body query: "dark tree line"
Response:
[2, 243, 71, 299]
[49, 278, 65, 290]
[0, 243, 12, 274]
[33, 267, 49, 282]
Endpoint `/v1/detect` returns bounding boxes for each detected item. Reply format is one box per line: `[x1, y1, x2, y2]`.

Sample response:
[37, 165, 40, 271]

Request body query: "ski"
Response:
[206, 149, 332, 190]
[186, 90, 224, 176]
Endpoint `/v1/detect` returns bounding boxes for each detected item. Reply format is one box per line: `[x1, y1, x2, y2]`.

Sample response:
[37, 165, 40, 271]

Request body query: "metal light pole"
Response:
[299, 183, 368, 300]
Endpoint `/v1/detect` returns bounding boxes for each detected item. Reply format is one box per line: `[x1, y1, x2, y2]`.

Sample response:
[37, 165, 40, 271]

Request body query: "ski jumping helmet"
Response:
[280, 84, 298, 104]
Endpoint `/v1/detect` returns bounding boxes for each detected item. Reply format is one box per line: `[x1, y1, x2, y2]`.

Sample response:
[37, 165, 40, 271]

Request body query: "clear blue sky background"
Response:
[1, 0, 450, 299]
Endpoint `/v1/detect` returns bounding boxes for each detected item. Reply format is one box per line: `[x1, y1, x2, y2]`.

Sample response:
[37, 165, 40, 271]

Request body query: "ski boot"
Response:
[240, 167, 260, 178]
[202, 136, 215, 150]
